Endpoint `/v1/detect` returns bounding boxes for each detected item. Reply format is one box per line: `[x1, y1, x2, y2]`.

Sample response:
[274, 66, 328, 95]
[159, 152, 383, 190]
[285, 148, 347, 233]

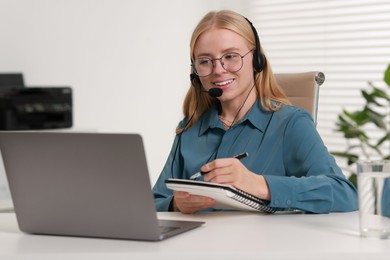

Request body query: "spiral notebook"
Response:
[165, 179, 276, 213]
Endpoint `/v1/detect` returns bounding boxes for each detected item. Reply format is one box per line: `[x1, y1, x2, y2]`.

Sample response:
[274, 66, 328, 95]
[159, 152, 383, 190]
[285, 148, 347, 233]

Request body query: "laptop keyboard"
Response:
[159, 225, 180, 234]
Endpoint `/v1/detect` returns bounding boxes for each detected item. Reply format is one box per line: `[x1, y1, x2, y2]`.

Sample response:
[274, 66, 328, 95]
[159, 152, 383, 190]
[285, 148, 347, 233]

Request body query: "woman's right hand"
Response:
[172, 190, 216, 214]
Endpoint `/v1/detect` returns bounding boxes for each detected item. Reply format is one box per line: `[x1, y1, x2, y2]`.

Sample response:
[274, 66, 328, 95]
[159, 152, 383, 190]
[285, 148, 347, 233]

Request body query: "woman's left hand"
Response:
[201, 158, 271, 200]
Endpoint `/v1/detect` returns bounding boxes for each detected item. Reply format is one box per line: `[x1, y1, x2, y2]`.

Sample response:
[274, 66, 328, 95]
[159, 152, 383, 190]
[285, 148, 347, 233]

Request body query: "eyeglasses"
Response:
[191, 49, 253, 77]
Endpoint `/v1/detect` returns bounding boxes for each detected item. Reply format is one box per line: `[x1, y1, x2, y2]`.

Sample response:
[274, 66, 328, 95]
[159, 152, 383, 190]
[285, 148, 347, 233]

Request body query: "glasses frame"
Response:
[191, 49, 254, 77]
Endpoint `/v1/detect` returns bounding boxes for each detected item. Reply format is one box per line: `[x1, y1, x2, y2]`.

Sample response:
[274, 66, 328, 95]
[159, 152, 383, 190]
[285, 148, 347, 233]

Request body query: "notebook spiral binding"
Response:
[231, 189, 276, 214]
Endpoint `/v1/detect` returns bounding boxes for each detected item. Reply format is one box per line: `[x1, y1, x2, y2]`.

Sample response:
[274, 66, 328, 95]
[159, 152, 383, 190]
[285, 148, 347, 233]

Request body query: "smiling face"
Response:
[193, 28, 256, 103]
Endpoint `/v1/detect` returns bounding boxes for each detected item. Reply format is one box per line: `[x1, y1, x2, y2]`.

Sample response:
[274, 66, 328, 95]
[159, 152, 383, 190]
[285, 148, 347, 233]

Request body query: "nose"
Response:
[212, 58, 226, 74]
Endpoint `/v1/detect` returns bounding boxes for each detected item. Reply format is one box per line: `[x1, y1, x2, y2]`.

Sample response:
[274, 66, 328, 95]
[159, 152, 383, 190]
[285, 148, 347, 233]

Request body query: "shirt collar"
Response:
[198, 99, 274, 136]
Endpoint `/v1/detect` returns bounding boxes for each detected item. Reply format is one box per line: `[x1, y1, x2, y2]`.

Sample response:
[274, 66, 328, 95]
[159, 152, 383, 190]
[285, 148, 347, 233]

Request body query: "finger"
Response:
[180, 199, 214, 209]
[176, 203, 212, 214]
[203, 165, 233, 182]
[174, 195, 216, 213]
[173, 191, 190, 199]
[201, 158, 231, 173]
[207, 172, 236, 184]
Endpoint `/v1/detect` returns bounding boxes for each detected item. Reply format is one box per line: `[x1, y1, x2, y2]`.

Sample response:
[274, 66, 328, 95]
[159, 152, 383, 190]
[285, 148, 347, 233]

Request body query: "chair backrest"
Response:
[274, 71, 325, 125]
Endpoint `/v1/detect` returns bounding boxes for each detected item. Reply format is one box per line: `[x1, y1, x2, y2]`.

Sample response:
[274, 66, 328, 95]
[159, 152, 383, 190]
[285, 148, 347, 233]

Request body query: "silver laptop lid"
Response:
[0, 132, 167, 240]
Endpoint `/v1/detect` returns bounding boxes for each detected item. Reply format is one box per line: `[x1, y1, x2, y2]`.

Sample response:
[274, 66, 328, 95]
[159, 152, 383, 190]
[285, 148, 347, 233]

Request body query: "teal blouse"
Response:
[153, 100, 358, 213]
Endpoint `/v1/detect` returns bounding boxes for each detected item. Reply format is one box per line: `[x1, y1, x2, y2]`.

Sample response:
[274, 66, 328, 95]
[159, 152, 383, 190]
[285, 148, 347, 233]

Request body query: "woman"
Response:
[153, 10, 357, 214]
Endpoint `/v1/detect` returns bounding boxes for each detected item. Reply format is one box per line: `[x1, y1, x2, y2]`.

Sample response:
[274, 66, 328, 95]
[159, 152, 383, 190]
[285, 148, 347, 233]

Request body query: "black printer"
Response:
[0, 73, 72, 130]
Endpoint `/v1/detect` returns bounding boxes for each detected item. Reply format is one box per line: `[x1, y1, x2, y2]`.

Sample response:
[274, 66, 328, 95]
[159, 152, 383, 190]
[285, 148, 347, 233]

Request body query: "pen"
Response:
[189, 152, 248, 180]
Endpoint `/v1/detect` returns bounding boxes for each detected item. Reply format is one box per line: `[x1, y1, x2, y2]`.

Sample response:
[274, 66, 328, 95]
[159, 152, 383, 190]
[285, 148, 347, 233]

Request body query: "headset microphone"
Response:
[190, 73, 223, 97]
[202, 88, 223, 98]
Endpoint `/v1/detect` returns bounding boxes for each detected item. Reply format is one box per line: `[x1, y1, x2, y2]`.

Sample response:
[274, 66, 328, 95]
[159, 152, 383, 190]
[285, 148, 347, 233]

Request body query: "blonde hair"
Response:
[178, 10, 289, 134]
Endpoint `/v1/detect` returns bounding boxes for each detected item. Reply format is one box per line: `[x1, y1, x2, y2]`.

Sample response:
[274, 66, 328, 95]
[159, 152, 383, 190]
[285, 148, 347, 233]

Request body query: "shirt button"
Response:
[286, 200, 292, 205]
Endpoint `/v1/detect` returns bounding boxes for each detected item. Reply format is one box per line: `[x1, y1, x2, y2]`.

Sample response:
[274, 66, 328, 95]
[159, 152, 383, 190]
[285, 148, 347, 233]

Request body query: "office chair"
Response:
[275, 71, 325, 125]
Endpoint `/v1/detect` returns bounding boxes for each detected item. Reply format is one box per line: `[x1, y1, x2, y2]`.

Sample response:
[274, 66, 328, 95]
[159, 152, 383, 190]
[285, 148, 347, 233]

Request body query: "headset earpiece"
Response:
[244, 17, 265, 72]
[190, 72, 199, 82]
[190, 72, 202, 89]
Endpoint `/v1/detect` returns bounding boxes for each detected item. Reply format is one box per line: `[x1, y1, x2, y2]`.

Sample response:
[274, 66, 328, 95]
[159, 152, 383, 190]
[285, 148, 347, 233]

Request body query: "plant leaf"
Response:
[377, 133, 390, 146]
[331, 152, 359, 165]
[348, 174, 357, 188]
[367, 108, 387, 129]
[384, 64, 390, 87]
[346, 144, 363, 153]
[344, 110, 370, 126]
[361, 90, 378, 105]
[372, 87, 390, 102]
[335, 123, 368, 140]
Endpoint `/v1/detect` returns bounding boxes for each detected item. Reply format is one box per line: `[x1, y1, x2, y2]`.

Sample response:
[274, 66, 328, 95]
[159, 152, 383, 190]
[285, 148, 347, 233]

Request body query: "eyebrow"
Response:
[195, 47, 242, 58]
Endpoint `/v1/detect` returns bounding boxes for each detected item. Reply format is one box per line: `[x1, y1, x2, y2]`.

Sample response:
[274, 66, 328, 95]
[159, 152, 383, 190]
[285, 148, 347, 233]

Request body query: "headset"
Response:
[190, 16, 265, 86]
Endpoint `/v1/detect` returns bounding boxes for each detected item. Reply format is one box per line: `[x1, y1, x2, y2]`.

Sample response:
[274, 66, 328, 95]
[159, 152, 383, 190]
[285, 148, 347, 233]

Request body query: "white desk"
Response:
[0, 211, 388, 260]
[0, 199, 13, 213]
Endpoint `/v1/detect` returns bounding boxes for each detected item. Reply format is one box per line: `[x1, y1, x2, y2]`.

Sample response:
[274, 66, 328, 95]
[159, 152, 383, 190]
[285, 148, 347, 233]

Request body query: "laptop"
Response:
[0, 132, 204, 241]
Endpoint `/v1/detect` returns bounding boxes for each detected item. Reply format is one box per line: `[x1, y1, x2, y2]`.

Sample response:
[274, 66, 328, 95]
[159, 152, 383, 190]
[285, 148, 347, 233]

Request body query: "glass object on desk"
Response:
[357, 160, 390, 239]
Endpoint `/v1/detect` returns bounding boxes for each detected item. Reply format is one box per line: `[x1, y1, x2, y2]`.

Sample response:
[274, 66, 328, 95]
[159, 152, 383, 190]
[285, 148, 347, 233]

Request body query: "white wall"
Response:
[0, 0, 247, 198]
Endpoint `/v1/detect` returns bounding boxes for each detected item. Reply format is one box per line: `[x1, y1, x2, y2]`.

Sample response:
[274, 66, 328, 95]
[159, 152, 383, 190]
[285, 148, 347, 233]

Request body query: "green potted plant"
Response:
[332, 64, 390, 186]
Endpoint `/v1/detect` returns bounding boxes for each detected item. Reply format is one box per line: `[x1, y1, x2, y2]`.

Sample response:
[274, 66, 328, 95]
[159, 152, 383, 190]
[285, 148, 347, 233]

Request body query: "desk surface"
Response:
[0, 211, 388, 260]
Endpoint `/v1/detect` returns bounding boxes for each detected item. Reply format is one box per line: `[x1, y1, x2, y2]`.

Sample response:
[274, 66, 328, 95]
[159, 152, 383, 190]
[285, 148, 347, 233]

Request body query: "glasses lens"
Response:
[221, 53, 243, 73]
[194, 58, 212, 77]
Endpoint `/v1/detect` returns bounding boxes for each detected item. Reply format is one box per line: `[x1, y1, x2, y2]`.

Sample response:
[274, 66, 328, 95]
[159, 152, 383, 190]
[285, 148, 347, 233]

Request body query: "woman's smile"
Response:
[212, 78, 234, 90]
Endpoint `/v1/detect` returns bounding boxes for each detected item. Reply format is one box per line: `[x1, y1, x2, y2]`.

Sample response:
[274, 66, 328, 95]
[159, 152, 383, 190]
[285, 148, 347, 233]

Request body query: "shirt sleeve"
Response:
[264, 111, 358, 213]
[152, 131, 182, 212]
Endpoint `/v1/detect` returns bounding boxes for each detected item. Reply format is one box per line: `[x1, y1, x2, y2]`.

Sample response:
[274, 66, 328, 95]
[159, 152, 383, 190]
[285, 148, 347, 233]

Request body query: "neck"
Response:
[219, 86, 258, 124]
